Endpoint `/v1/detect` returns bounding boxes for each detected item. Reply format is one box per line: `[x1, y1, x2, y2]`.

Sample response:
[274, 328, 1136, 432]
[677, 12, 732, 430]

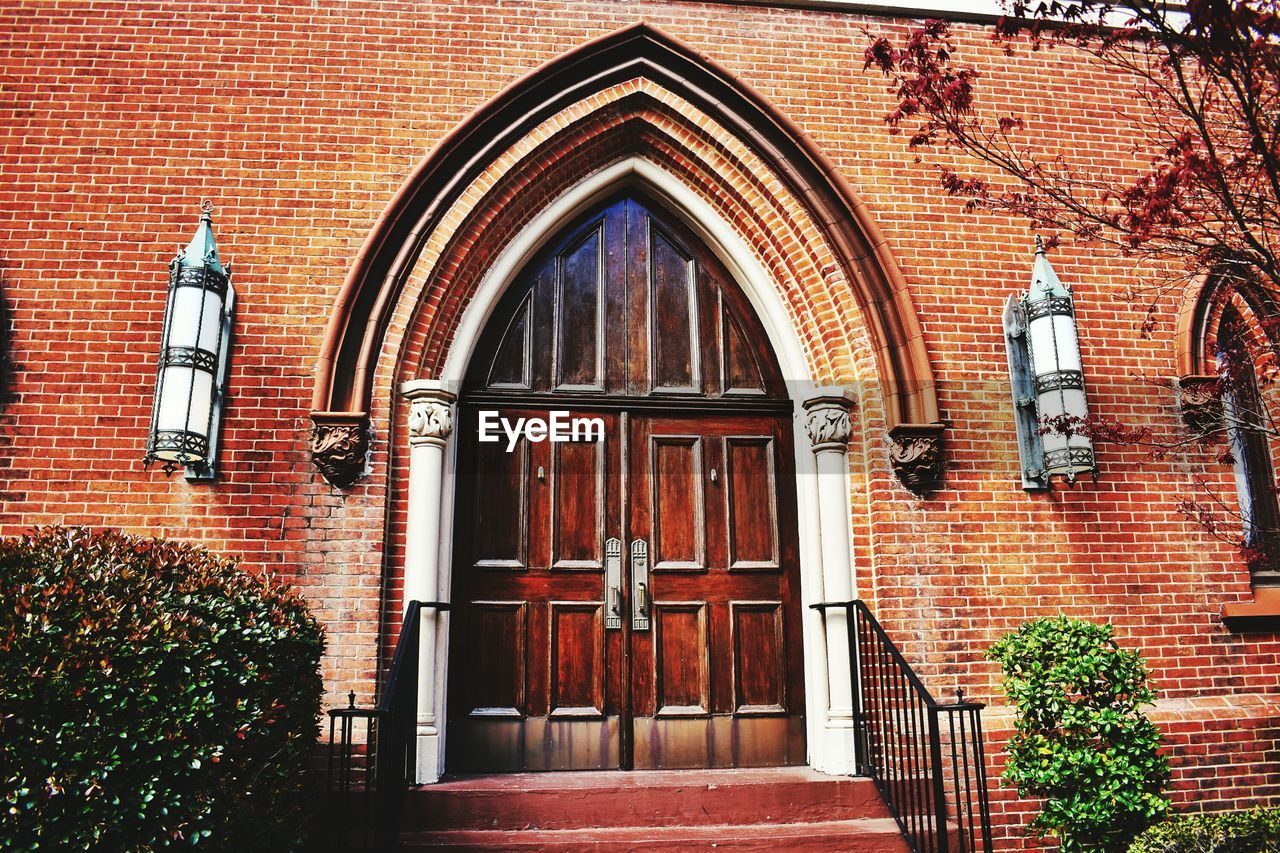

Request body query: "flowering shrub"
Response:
[987, 616, 1171, 852]
[0, 527, 324, 851]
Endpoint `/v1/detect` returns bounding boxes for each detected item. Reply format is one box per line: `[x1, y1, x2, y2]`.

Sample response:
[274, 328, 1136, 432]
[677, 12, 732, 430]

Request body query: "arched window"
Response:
[1216, 305, 1280, 582]
[1182, 273, 1280, 585]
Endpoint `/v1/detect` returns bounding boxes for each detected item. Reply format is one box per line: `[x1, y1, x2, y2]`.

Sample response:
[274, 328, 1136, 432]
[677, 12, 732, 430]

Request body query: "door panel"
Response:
[653, 602, 710, 715]
[628, 414, 805, 769]
[650, 437, 706, 570]
[465, 601, 527, 717]
[550, 439, 605, 569]
[725, 437, 780, 569]
[549, 601, 606, 716]
[471, 437, 529, 569]
[449, 408, 622, 772]
[731, 601, 787, 713]
[649, 225, 700, 392]
[554, 226, 606, 391]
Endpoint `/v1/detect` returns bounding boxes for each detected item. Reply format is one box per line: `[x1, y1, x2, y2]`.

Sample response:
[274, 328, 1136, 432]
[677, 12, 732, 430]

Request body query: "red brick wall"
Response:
[1, 2, 1275, 847]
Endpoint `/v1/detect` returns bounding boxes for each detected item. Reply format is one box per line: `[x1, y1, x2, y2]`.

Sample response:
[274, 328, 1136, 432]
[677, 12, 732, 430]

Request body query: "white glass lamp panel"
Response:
[156, 366, 214, 434]
[1062, 388, 1090, 422]
[1224, 393, 1256, 533]
[1027, 313, 1082, 375]
[1039, 414, 1069, 454]
[1036, 383, 1067, 420]
[1050, 315, 1082, 373]
[1027, 315, 1057, 375]
[167, 287, 225, 352]
[1067, 433, 1095, 452]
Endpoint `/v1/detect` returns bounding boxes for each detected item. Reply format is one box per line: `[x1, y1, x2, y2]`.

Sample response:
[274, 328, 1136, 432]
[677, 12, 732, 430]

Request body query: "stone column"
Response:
[803, 391, 857, 728]
[400, 379, 455, 783]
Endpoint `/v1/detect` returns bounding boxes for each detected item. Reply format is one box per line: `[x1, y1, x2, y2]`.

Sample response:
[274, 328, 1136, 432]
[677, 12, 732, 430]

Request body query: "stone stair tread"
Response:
[401, 817, 910, 851]
[429, 766, 855, 790]
[402, 768, 890, 831]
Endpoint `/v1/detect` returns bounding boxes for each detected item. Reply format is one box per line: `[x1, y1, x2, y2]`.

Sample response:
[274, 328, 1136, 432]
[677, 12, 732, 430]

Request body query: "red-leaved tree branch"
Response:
[864, 0, 1280, 312]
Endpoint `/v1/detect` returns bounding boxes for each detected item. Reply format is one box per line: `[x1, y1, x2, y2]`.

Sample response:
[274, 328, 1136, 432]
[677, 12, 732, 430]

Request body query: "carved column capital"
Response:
[310, 411, 371, 488]
[1178, 374, 1222, 435]
[888, 423, 946, 496]
[408, 399, 454, 446]
[803, 391, 856, 453]
[401, 379, 457, 448]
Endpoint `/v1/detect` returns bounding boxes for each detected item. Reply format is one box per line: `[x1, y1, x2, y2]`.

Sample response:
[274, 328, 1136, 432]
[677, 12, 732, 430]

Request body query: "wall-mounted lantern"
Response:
[144, 201, 235, 480]
[1003, 238, 1096, 489]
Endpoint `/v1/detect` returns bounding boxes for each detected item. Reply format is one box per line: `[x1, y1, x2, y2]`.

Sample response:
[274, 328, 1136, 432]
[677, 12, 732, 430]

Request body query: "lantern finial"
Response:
[1030, 238, 1069, 300]
[181, 200, 226, 276]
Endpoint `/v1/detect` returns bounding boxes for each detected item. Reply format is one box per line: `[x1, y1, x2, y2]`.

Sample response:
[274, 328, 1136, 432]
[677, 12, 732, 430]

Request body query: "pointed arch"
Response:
[310, 22, 942, 487]
[1178, 270, 1280, 377]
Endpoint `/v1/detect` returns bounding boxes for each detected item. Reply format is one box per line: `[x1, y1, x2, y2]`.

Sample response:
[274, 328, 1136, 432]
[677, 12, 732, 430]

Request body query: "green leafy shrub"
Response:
[1129, 809, 1280, 853]
[0, 527, 324, 851]
[987, 616, 1171, 852]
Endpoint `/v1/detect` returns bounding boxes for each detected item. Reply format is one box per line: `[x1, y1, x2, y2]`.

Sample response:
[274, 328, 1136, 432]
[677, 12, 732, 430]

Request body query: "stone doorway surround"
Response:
[401, 160, 870, 781]
[305, 24, 946, 783]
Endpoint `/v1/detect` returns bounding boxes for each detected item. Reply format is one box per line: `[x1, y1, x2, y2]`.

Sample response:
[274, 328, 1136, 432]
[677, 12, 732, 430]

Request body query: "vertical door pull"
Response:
[604, 538, 622, 630]
[631, 539, 650, 631]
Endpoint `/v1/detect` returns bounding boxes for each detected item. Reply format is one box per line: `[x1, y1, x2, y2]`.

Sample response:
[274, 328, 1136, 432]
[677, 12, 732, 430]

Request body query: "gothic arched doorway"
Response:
[445, 193, 805, 771]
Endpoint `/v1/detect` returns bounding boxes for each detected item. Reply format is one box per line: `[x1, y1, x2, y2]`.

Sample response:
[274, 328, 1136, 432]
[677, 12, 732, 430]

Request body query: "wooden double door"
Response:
[448, 407, 804, 771]
[445, 194, 804, 771]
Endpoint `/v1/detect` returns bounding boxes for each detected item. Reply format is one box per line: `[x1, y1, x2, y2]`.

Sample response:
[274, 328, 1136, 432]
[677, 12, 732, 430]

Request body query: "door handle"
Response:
[631, 539, 650, 631]
[604, 538, 622, 630]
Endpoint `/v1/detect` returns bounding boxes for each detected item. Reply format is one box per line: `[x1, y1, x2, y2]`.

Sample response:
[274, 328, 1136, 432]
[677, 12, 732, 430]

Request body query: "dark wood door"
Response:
[628, 413, 805, 769]
[448, 406, 624, 772]
[446, 194, 803, 772]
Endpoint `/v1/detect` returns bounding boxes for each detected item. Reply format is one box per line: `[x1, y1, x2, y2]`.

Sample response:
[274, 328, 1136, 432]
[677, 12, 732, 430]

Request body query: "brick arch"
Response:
[1178, 272, 1280, 377]
[309, 22, 942, 488]
[401, 97, 851, 386]
[1174, 271, 1280, 435]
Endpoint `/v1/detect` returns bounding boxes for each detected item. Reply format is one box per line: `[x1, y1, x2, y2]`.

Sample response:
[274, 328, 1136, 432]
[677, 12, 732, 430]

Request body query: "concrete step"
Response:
[403, 767, 890, 832]
[400, 817, 910, 851]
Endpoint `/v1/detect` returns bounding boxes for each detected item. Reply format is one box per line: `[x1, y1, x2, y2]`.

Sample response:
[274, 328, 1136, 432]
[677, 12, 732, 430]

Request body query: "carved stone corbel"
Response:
[888, 423, 946, 496]
[1178, 374, 1222, 435]
[309, 411, 370, 488]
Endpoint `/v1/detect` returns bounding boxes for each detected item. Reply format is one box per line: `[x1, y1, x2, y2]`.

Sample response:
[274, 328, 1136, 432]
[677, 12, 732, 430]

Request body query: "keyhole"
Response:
[710, 467, 718, 484]
[537, 465, 546, 481]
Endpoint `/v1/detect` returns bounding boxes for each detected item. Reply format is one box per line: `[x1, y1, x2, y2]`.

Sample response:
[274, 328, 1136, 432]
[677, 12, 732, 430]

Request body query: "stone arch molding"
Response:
[1175, 271, 1280, 434]
[309, 22, 945, 493]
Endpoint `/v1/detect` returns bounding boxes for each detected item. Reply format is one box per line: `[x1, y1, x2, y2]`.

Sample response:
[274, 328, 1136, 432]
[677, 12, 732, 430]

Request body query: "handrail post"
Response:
[846, 602, 870, 776]
[928, 706, 949, 853]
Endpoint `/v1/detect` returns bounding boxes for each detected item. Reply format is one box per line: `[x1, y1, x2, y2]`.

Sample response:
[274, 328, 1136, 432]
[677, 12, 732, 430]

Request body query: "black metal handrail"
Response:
[327, 600, 449, 852]
[812, 600, 993, 853]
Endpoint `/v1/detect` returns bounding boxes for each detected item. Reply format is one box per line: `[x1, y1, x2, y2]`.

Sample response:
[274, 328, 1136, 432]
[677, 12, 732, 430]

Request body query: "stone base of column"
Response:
[808, 722, 858, 775]
[414, 731, 443, 784]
